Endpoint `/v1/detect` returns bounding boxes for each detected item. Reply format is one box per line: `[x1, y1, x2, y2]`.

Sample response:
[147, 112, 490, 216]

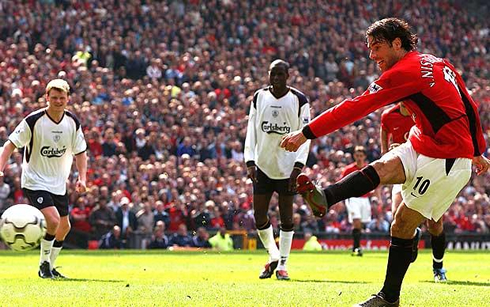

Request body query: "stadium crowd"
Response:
[0, 0, 489, 248]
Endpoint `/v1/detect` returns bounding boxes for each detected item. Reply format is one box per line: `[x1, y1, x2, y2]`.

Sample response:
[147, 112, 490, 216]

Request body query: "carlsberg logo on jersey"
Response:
[40, 146, 67, 158]
[261, 121, 291, 135]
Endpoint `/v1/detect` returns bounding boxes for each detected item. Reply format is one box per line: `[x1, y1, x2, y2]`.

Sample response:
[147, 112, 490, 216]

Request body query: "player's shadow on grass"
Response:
[54, 278, 124, 283]
[294, 279, 369, 284]
[422, 280, 490, 287]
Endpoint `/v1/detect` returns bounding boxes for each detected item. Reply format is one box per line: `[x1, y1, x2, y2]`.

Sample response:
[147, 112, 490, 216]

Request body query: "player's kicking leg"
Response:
[254, 193, 280, 279]
[427, 218, 447, 282]
[276, 194, 294, 280]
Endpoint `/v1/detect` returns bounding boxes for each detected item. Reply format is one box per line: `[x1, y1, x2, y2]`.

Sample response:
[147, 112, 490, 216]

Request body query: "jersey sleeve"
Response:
[73, 126, 87, 155]
[8, 119, 31, 148]
[294, 98, 311, 167]
[244, 92, 259, 166]
[303, 69, 422, 139]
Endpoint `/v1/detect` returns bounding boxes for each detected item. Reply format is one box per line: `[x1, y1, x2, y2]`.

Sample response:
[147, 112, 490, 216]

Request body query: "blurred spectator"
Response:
[89, 198, 117, 239]
[303, 232, 323, 251]
[154, 201, 170, 226]
[367, 215, 390, 233]
[116, 197, 138, 240]
[192, 227, 212, 248]
[148, 225, 169, 249]
[169, 224, 192, 247]
[136, 203, 155, 235]
[70, 197, 92, 234]
[209, 227, 234, 251]
[99, 226, 124, 249]
[0, 127, 9, 147]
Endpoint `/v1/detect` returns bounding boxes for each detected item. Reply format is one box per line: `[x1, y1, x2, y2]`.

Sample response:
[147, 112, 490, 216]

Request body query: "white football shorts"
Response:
[345, 197, 372, 223]
[388, 141, 472, 221]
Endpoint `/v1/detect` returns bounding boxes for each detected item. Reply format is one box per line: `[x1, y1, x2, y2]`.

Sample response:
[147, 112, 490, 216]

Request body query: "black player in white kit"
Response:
[0, 79, 87, 278]
[244, 60, 310, 280]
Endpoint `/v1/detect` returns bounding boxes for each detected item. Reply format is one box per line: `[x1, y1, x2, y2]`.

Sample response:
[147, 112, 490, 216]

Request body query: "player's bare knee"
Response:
[371, 158, 405, 184]
[427, 220, 443, 236]
[46, 214, 60, 229]
[391, 217, 416, 238]
[353, 219, 362, 229]
[61, 221, 71, 234]
[371, 160, 390, 183]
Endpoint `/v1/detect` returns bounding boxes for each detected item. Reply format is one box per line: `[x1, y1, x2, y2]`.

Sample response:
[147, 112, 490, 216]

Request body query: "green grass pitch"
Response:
[0, 250, 489, 306]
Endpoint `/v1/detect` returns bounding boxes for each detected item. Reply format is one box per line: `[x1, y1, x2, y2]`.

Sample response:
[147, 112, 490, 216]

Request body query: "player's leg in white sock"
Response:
[51, 215, 71, 270]
[254, 193, 280, 262]
[277, 193, 295, 270]
[278, 229, 294, 270]
[40, 233, 55, 265]
[50, 241, 63, 270]
[39, 206, 61, 266]
[257, 223, 280, 261]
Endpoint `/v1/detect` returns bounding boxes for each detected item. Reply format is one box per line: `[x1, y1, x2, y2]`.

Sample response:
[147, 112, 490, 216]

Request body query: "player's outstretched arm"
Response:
[0, 141, 16, 176]
[472, 155, 490, 175]
[75, 151, 88, 193]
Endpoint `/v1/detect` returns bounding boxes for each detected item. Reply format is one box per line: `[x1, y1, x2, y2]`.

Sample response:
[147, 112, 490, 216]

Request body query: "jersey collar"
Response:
[45, 109, 65, 125]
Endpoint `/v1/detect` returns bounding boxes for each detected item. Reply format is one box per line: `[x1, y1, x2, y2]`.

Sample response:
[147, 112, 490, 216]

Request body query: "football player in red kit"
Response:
[381, 102, 449, 282]
[380, 103, 414, 155]
[281, 18, 489, 306]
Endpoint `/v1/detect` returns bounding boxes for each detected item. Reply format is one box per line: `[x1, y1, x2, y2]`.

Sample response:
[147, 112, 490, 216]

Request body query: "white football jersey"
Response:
[244, 86, 311, 179]
[9, 108, 87, 195]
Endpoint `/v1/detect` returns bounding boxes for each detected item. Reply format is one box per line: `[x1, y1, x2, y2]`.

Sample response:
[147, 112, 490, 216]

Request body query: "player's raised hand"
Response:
[75, 179, 87, 194]
[472, 155, 490, 175]
[247, 166, 257, 183]
[280, 130, 307, 152]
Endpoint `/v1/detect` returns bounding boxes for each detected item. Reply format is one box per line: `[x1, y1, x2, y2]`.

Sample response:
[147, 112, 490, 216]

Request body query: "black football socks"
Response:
[380, 236, 413, 303]
[431, 232, 446, 269]
[353, 228, 361, 251]
[323, 165, 380, 207]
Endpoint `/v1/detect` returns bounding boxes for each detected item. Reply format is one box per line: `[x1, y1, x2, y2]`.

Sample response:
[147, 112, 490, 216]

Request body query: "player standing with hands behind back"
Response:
[244, 60, 310, 280]
[0, 79, 87, 279]
[281, 18, 489, 306]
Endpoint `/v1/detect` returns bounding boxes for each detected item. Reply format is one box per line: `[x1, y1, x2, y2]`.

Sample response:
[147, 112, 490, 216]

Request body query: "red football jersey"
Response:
[381, 104, 415, 144]
[304, 51, 486, 159]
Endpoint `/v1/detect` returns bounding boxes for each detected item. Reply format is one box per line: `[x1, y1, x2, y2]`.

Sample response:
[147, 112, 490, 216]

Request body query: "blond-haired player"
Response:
[0, 79, 87, 278]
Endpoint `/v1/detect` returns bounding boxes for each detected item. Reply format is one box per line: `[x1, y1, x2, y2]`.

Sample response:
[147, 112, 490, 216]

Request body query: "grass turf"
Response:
[0, 249, 489, 306]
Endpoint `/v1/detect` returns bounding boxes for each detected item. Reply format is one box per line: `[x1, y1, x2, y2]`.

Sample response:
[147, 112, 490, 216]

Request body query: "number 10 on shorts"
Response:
[412, 176, 431, 196]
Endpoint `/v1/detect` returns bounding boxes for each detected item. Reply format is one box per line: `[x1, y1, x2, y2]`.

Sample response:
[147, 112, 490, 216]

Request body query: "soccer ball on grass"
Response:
[0, 204, 46, 251]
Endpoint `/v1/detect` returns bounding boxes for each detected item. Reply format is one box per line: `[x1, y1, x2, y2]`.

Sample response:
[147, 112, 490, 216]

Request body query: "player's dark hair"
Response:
[366, 18, 418, 51]
[354, 146, 367, 155]
[269, 59, 290, 71]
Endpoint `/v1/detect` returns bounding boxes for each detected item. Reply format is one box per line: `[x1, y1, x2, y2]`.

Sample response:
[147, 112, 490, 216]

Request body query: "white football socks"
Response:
[278, 230, 294, 271]
[50, 246, 62, 270]
[40, 238, 54, 265]
[257, 225, 280, 262]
